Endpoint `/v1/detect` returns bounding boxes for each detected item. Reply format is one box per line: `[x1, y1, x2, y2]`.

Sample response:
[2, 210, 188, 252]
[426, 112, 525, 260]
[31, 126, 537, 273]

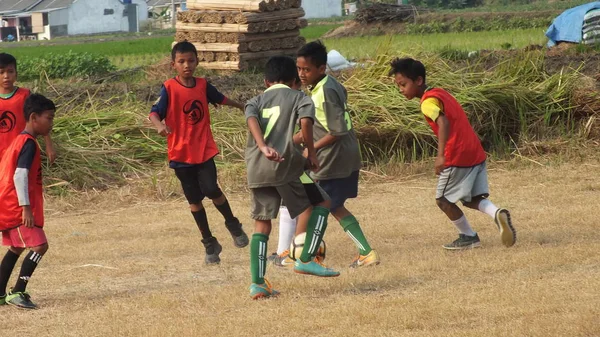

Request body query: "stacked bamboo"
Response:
[176, 0, 307, 70]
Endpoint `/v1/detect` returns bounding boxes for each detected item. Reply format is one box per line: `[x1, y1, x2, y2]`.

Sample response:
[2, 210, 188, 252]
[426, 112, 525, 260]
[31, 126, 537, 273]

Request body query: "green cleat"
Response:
[6, 291, 37, 310]
[0, 294, 6, 305]
[249, 279, 279, 300]
[294, 258, 340, 277]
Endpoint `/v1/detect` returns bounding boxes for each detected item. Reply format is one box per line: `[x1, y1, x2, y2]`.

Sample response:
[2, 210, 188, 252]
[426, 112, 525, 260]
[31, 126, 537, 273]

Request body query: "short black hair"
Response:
[24, 93, 56, 121]
[264, 56, 298, 83]
[171, 41, 198, 60]
[297, 40, 327, 67]
[389, 58, 426, 82]
[0, 53, 17, 70]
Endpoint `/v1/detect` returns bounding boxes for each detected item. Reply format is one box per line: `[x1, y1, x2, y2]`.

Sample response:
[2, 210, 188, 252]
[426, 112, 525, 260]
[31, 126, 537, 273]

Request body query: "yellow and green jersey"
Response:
[245, 84, 315, 188]
[309, 75, 361, 180]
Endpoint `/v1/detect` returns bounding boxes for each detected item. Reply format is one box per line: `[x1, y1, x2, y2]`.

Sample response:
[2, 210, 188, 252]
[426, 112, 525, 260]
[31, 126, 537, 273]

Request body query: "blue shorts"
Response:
[317, 170, 359, 211]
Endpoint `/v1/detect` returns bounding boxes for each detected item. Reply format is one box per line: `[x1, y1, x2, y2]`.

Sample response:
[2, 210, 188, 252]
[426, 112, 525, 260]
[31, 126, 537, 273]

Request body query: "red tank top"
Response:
[421, 88, 486, 167]
[0, 133, 44, 230]
[0, 88, 31, 160]
[163, 78, 218, 164]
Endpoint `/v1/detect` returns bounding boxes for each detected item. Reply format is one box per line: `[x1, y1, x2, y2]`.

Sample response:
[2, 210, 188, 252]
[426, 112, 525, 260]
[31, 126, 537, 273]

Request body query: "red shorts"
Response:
[2, 226, 47, 248]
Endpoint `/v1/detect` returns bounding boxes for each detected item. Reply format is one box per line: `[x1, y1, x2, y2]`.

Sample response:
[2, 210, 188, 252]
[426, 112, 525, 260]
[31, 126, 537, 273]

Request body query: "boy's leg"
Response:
[198, 159, 249, 248]
[5, 226, 48, 310]
[462, 162, 516, 247]
[282, 180, 339, 277]
[276, 206, 296, 255]
[321, 171, 379, 267]
[0, 246, 24, 303]
[437, 166, 480, 250]
[174, 167, 222, 264]
[249, 187, 280, 299]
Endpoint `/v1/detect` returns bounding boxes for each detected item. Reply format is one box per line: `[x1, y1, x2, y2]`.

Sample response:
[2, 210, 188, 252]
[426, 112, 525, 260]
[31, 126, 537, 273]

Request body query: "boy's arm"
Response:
[245, 99, 282, 162]
[13, 140, 36, 228]
[435, 114, 450, 175]
[247, 117, 283, 162]
[207, 83, 244, 112]
[300, 117, 319, 172]
[222, 98, 245, 111]
[43, 134, 56, 164]
[149, 86, 170, 136]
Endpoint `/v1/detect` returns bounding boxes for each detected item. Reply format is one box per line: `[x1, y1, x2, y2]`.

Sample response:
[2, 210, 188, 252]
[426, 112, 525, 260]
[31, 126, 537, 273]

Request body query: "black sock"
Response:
[0, 250, 20, 296]
[12, 251, 42, 294]
[192, 209, 213, 240]
[214, 199, 236, 223]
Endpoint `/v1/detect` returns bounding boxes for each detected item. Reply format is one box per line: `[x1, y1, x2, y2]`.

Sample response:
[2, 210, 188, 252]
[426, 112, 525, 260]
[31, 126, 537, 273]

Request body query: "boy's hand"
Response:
[157, 124, 171, 137]
[303, 148, 320, 172]
[45, 141, 57, 164]
[435, 155, 446, 175]
[260, 146, 283, 162]
[22, 206, 34, 228]
[293, 132, 304, 145]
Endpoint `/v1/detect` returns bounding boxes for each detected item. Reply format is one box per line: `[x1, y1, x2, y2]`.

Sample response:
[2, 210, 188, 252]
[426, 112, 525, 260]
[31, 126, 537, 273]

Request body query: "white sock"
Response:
[451, 215, 476, 236]
[277, 206, 297, 255]
[478, 199, 499, 219]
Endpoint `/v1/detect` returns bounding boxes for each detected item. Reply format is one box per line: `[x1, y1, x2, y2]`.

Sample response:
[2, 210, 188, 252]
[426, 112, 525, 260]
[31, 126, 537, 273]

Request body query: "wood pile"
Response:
[354, 3, 431, 24]
[176, 0, 307, 70]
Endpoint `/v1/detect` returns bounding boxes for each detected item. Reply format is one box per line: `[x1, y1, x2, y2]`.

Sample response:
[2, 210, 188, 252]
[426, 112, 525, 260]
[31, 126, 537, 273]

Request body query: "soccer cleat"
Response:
[6, 291, 37, 310]
[495, 209, 516, 247]
[201, 237, 223, 265]
[249, 279, 279, 300]
[267, 252, 278, 263]
[0, 294, 6, 305]
[294, 258, 340, 277]
[225, 219, 249, 248]
[271, 250, 294, 268]
[349, 249, 381, 268]
[443, 234, 481, 250]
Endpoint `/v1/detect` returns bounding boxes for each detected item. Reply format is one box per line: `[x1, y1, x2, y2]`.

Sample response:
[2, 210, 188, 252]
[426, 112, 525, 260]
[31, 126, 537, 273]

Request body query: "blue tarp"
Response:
[545, 1, 600, 47]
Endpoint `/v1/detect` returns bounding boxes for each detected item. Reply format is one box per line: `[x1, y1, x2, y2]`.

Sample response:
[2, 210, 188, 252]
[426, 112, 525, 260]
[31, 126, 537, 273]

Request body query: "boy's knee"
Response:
[318, 199, 331, 210]
[189, 202, 204, 212]
[436, 198, 453, 212]
[9, 247, 25, 255]
[31, 243, 48, 255]
[206, 187, 223, 200]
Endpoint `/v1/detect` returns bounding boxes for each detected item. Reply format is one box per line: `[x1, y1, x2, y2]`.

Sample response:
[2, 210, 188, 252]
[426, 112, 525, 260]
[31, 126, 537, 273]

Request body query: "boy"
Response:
[246, 56, 340, 299]
[149, 42, 248, 264]
[295, 41, 380, 268]
[1, 53, 56, 163]
[389, 57, 516, 250]
[0, 94, 56, 309]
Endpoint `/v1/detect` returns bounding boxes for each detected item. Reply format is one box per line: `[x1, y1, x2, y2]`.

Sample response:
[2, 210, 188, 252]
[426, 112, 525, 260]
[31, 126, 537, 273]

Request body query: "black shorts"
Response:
[317, 170, 359, 211]
[173, 159, 223, 204]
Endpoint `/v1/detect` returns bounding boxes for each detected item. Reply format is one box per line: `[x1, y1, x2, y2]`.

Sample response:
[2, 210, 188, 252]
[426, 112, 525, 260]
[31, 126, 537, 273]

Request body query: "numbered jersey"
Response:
[244, 84, 315, 188]
[309, 76, 361, 180]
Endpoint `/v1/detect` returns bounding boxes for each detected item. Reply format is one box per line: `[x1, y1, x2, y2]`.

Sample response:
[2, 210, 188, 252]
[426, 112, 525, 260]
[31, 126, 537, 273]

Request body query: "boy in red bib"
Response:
[1, 53, 56, 163]
[389, 58, 516, 250]
[149, 42, 248, 264]
[0, 94, 56, 309]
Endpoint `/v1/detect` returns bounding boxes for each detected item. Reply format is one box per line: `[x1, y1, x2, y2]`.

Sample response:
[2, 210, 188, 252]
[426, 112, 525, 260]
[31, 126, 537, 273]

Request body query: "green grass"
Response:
[324, 28, 547, 60]
[447, 0, 591, 12]
[301, 24, 343, 40]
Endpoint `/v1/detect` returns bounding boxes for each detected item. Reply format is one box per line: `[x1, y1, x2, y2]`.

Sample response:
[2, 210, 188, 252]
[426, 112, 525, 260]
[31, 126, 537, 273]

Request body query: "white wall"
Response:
[68, 0, 145, 35]
[302, 0, 342, 19]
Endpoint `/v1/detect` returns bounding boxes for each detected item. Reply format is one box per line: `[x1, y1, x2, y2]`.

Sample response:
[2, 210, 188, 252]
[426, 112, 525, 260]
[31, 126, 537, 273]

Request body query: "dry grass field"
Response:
[2, 159, 600, 337]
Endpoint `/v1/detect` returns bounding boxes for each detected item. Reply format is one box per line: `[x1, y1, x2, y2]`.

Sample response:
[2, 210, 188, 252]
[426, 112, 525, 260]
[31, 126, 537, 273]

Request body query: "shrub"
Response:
[18, 52, 116, 81]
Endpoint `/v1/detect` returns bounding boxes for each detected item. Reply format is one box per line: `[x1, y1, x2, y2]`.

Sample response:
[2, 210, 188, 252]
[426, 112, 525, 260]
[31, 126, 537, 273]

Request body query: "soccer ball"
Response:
[289, 232, 326, 261]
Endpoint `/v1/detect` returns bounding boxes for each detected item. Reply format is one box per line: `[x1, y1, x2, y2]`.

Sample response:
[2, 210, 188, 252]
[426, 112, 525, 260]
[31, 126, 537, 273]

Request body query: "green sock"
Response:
[250, 233, 268, 284]
[300, 206, 330, 262]
[340, 215, 372, 255]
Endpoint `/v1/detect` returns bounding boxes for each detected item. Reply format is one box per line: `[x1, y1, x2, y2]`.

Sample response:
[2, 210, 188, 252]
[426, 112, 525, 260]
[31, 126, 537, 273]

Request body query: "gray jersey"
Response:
[245, 84, 315, 188]
[309, 75, 362, 180]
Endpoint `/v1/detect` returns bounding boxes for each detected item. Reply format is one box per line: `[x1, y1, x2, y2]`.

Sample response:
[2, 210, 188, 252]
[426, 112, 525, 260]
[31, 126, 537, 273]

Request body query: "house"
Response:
[0, 0, 148, 41]
[302, 0, 342, 19]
